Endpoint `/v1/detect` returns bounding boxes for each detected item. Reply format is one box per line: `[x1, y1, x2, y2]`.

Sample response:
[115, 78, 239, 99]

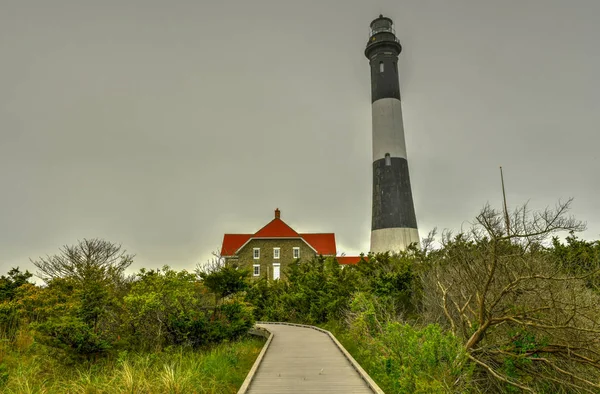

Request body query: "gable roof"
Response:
[220, 209, 337, 257]
[254, 218, 299, 238]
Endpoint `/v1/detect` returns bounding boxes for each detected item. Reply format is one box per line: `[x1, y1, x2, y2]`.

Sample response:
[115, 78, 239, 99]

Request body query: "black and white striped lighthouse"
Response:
[365, 15, 419, 253]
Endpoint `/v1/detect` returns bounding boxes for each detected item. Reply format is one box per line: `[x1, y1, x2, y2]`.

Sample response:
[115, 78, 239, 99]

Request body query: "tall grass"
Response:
[320, 320, 476, 394]
[0, 330, 264, 394]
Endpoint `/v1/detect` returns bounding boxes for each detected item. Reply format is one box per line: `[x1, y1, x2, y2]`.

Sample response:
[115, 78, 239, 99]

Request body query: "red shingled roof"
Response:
[220, 234, 252, 257]
[300, 233, 336, 256]
[254, 218, 299, 238]
[220, 209, 337, 257]
[336, 256, 369, 265]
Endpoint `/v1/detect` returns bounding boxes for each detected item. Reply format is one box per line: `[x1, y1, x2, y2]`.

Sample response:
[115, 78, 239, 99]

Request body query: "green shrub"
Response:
[33, 315, 112, 362]
[337, 291, 475, 394]
[123, 266, 254, 351]
[208, 299, 254, 342]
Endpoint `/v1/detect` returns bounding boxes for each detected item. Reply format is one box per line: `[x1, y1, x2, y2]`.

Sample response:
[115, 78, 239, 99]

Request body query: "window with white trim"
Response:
[293, 247, 300, 259]
[253, 264, 260, 276]
[253, 248, 260, 259]
[273, 247, 280, 259]
[379, 61, 384, 73]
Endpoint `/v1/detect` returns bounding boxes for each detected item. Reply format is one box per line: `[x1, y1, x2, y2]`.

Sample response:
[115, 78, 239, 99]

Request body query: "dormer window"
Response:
[385, 153, 391, 166]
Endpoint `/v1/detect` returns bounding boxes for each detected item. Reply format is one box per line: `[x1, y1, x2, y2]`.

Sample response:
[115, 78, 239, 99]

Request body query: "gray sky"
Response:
[2, 0, 599, 277]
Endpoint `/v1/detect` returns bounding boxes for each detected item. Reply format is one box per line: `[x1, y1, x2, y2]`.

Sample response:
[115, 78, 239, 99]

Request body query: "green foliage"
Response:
[244, 277, 289, 321]
[197, 263, 250, 302]
[0, 267, 32, 302]
[246, 256, 360, 324]
[0, 243, 259, 391]
[34, 315, 112, 361]
[123, 266, 204, 350]
[246, 253, 420, 326]
[333, 293, 473, 394]
[0, 268, 33, 340]
[19, 241, 255, 363]
[551, 231, 600, 288]
[354, 252, 421, 318]
[280, 256, 348, 323]
[206, 299, 255, 343]
[123, 265, 254, 351]
[24, 240, 131, 361]
[28, 276, 117, 362]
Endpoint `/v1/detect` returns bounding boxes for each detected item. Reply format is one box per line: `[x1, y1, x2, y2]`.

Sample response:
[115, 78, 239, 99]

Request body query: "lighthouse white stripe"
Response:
[372, 97, 407, 161]
[370, 228, 420, 253]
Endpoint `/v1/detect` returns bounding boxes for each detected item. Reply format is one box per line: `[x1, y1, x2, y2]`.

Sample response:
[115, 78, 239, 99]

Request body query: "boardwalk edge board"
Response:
[237, 326, 275, 394]
[248, 321, 385, 394]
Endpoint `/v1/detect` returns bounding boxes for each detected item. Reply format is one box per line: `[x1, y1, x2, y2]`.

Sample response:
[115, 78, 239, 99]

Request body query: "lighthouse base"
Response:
[370, 227, 420, 254]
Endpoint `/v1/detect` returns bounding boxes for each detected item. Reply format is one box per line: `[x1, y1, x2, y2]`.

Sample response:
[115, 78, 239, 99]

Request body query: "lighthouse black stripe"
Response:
[370, 56, 401, 103]
[372, 157, 418, 230]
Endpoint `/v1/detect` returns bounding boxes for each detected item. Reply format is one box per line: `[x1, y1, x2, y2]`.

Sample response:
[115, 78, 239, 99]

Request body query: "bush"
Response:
[123, 266, 254, 351]
[207, 299, 255, 343]
[33, 315, 112, 362]
[340, 293, 474, 394]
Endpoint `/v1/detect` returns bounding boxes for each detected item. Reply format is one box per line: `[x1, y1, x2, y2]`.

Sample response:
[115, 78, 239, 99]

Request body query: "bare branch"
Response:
[466, 353, 535, 393]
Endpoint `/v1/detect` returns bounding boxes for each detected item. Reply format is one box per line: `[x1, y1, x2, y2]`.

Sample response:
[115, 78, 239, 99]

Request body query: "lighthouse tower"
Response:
[365, 15, 419, 253]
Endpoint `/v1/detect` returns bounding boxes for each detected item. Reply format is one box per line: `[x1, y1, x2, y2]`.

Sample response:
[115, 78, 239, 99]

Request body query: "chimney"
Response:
[275, 208, 280, 219]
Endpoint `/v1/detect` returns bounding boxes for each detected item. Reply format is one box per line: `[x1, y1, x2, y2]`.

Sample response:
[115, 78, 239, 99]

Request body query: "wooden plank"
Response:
[245, 323, 376, 394]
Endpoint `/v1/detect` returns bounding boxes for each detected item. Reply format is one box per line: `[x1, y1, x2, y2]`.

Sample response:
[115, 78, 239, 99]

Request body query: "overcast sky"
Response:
[2, 0, 599, 277]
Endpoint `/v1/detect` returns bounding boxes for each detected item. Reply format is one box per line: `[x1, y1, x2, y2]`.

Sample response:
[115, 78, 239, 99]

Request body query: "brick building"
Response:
[220, 209, 364, 280]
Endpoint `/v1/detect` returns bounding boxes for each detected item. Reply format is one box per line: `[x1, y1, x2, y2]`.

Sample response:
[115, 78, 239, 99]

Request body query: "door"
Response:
[273, 263, 280, 280]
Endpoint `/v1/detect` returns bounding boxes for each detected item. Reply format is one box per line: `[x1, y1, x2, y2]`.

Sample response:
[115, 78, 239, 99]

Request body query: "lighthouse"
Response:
[365, 15, 419, 253]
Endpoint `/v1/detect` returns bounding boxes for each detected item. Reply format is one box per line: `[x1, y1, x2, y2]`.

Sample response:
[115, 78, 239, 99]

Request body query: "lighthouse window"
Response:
[379, 62, 384, 73]
[385, 153, 391, 166]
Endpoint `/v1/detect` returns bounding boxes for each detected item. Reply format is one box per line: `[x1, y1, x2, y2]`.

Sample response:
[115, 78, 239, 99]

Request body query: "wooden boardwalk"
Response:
[239, 323, 382, 394]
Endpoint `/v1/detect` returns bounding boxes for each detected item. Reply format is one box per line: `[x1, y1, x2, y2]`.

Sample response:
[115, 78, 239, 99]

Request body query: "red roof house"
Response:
[220, 209, 363, 279]
[221, 208, 338, 258]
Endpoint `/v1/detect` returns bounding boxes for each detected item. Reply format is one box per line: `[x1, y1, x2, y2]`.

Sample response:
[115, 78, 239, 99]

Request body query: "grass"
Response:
[318, 321, 474, 394]
[0, 330, 265, 394]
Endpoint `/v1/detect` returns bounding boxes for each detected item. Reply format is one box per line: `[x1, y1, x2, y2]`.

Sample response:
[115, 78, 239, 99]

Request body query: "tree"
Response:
[424, 198, 600, 392]
[123, 266, 212, 351]
[354, 251, 420, 319]
[0, 267, 32, 302]
[29, 239, 134, 362]
[196, 253, 250, 305]
[31, 238, 133, 284]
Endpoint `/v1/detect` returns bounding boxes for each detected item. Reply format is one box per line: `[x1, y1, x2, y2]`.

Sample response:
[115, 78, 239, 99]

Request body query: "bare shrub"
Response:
[423, 198, 600, 392]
